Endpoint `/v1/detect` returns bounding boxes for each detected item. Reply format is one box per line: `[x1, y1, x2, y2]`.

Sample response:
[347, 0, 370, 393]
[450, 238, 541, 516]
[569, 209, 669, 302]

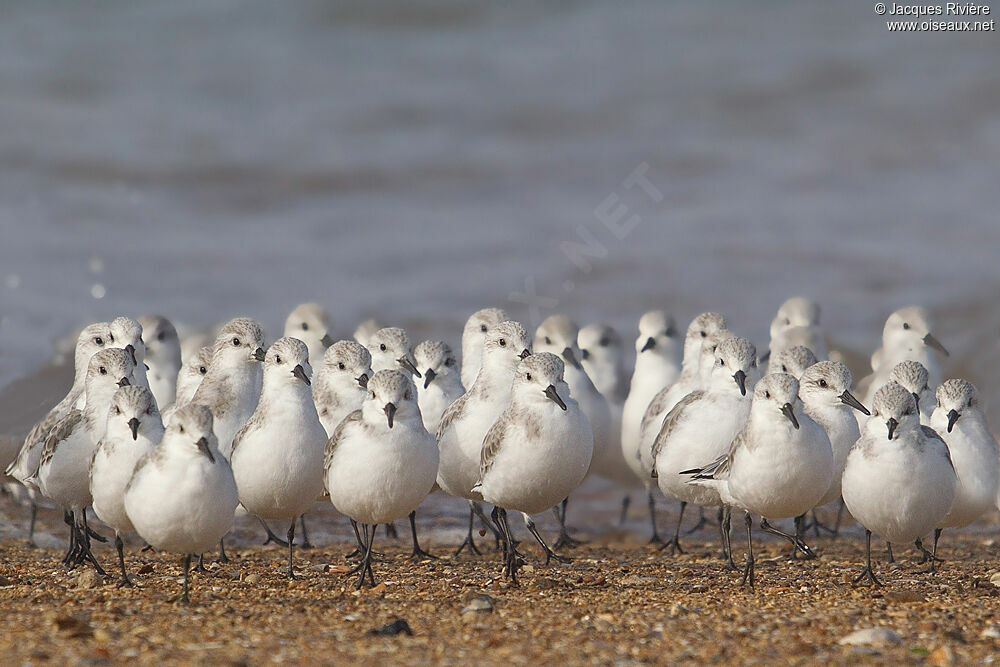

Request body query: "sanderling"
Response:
[138, 315, 182, 411]
[124, 403, 239, 603]
[461, 307, 509, 390]
[765, 297, 827, 362]
[35, 347, 136, 573]
[284, 303, 334, 373]
[798, 361, 869, 535]
[473, 353, 594, 585]
[171, 346, 212, 410]
[857, 307, 949, 404]
[413, 340, 465, 434]
[90, 385, 164, 586]
[312, 340, 373, 437]
[367, 327, 421, 377]
[110, 317, 150, 391]
[927, 379, 999, 560]
[437, 320, 530, 555]
[231, 337, 327, 578]
[352, 318, 382, 349]
[323, 370, 439, 587]
[841, 382, 957, 585]
[888, 360, 935, 423]
[578, 323, 628, 406]
[769, 345, 818, 379]
[650, 335, 756, 555]
[685, 373, 833, 587]
[533, 314, 613, 546]
[190, 318, 266, 460]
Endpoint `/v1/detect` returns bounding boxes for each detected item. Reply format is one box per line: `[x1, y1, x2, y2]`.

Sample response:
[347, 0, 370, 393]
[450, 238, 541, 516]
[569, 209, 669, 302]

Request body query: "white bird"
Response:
[110, 316, 150, 391]
[685, 373, 834, 587]
[765, 297, 828, 362]
[437, 320, 531, 555]
[928, 379, 999, 559]
[857, 306, 949, 404]
[533, 314, 614, 546]
[473, 353, 594, 585]
[231, 337, 327, 578]
[888, 360, 935, 424]
[125, 403, 239, 603]
[797, 361, 870, 534]
[461, 307, 509, 390]
[312, 340, 372, 437]
[284, 303, 334, 374]
[769, 345, 817, 380]
[352, 318, 382, 349]
[650, 335, 756, 554]
[170, 346, 212, 412]
[190, 318, 266, 460]
[139, 315, 182, 411]
[367, 327, 421, 377]
[90, 385, 164, 586]
[578, 323, 628, 405]
[841, 382, 957, 585]
[36, 347, 136, 573]
[413, 340, 465, 434]
[323, 369, 439, 588]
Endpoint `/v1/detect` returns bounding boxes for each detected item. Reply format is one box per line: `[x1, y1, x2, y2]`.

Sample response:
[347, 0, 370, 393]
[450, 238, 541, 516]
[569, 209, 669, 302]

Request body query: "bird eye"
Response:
[199, 366, 207, 374]
[480, 324, 487, 333]
[179, 425, 185, 433]
[446, 357, 455, 367]
[968, 398, 973, 407]
[781, 365, 788, 372]
[599, 338, 609, 347]
[765, 391, 770, 399]
[700, 331, 707, 338]
[99, 366, 107, 375]
[337, 362, 345, 370]
[819, 379, 827, 388]
[114, 406, 121, 414]
[95, 337, 104, 346]
[379, 344, 387, 352]
[232, 338, 240, 347]
[275, 355, 281, 364]
[499, 338, 507, 347]
[301, 322, 309, 331]
[544, 336, 551, 345]
[903, 322, 910, 330]
[108, 334, 115, 343]
[369, 391, 376, 400]
[157, 330, 166, 341]
[784, 318, 790, 325]
[526, 373, 532, 381]
[719, 359, 725, 367]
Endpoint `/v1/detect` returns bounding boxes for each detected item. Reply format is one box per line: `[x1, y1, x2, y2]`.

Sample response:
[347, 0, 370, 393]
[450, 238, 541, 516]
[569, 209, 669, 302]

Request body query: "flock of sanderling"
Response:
[3, 299, 998, 602]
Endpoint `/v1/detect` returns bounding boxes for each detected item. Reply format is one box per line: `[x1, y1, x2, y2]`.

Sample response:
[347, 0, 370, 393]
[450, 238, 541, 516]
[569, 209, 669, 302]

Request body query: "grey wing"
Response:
[324, 410, 362, 471]
[88, 440, 104, 480]
[435, 391, 470, 441]
[650, 390, 705, 462]
[7, 406, 66, 476]
[124, 449, 157, 496]
[230, 409, 263, 457]
[478, 413, 509, 483]
[921, 425, 956, 472]
[639, 386, 672, 438]
[683, 430, 744, 480]
[37, 409, 83, 475]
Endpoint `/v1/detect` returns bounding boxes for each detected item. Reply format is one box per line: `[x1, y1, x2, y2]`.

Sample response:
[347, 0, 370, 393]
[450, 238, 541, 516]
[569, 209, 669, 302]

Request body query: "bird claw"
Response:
[454, 535, 482, 557]
[852, 565, 882, 587]
[409, 547, 438, 562]
[657, 536, 684, 556]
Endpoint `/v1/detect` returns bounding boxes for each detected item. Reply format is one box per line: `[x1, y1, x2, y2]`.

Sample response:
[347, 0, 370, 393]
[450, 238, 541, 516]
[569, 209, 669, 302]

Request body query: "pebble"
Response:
[309, 564, 329, 573]
[885, 590, 924, 603]
[460, 595, 495, 614]
[244, 573, 261, 584]
[75, 570, 101, 589]
[0, 575, 12, 587]
[927, 645, 956, 665]
[980, 625, 1000, 639]
[838, 627, 903, 647]
[989, 572, 1000, 587]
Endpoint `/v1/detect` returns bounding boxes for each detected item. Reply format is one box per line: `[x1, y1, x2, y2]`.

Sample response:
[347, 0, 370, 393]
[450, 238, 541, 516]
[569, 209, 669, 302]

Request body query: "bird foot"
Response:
[852, 565, 882, 587]
[409, 547, 438, 562]
[657, 536, 684, 556]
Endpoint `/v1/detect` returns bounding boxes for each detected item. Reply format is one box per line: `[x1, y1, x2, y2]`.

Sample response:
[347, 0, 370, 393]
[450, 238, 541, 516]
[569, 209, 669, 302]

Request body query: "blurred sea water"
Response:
[1, 1, 999, 418]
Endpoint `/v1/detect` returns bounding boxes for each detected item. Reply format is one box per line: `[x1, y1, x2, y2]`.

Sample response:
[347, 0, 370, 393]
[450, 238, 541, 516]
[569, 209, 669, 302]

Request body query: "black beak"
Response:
[292, 364, 310, 385]
[519, 348, 531, 360]
[640, 337, 656, 353]
[398, 356, 422, 378]
[580, 348, 590, 360]
[423, 368, 436, 389]
[196, 436, 215, 463]
[384, 402, 396, 428]
[886, 417, 898, 440]
[544, 384, 568, 411]
[253, 347, 266, 362]
[320, 333, 334, 348]
[128, 417, 140, 440]
[356, 373, 369, 389]
[125, 344, 136, 366]
[117, 377, 131, 387]
[923, 333, 949, 357]
[781, 403, 800, 429]
[911, 393, 921, 416]
[760, 349, 771, 363]
[839, 390, 870, 416]
[562, 347, 581, 369]
[733, 370, 747, 396]
[947, 409, 960, 433]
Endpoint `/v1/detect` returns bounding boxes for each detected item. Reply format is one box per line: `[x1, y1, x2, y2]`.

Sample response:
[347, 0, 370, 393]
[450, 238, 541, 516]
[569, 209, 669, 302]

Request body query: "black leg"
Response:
[82, 510, 107, 543]
[831, 498, 845, 537]
[915, 533, 943, 574]
[259, 517, 289, 547]
[618, 495, 631, 526]
[62, 510, 76, 565]
[853, 529, 881, 586]
[886, 541, 894, 563]
[471, 501, 503, 550]
[384, 522, 398, 540]
[299, 515, 313, 550]
[658, 501, 685, 555]
[217, 538, 229, 564]
[115, 534, 133, 588]
[720, 506, 738, 571]
[74, 513, 107, 576]
[683, 506, 710, 535]
[193, 554, 209, 573]
[524, 514, 572, 565]
[455, 504, 482, 557]
[408, 510, 436, 560]
[552, 497, 585, 550]
[27, 501, 38, 547]
[492, 508, 522, 586]
[180, 554, 191, 603]
[759, 518, 815, 560]
[740, 511, 754, 588]
[792, 514, 811, 559]
[287, 519, 297, 579]
[647, 491, 664, 545]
